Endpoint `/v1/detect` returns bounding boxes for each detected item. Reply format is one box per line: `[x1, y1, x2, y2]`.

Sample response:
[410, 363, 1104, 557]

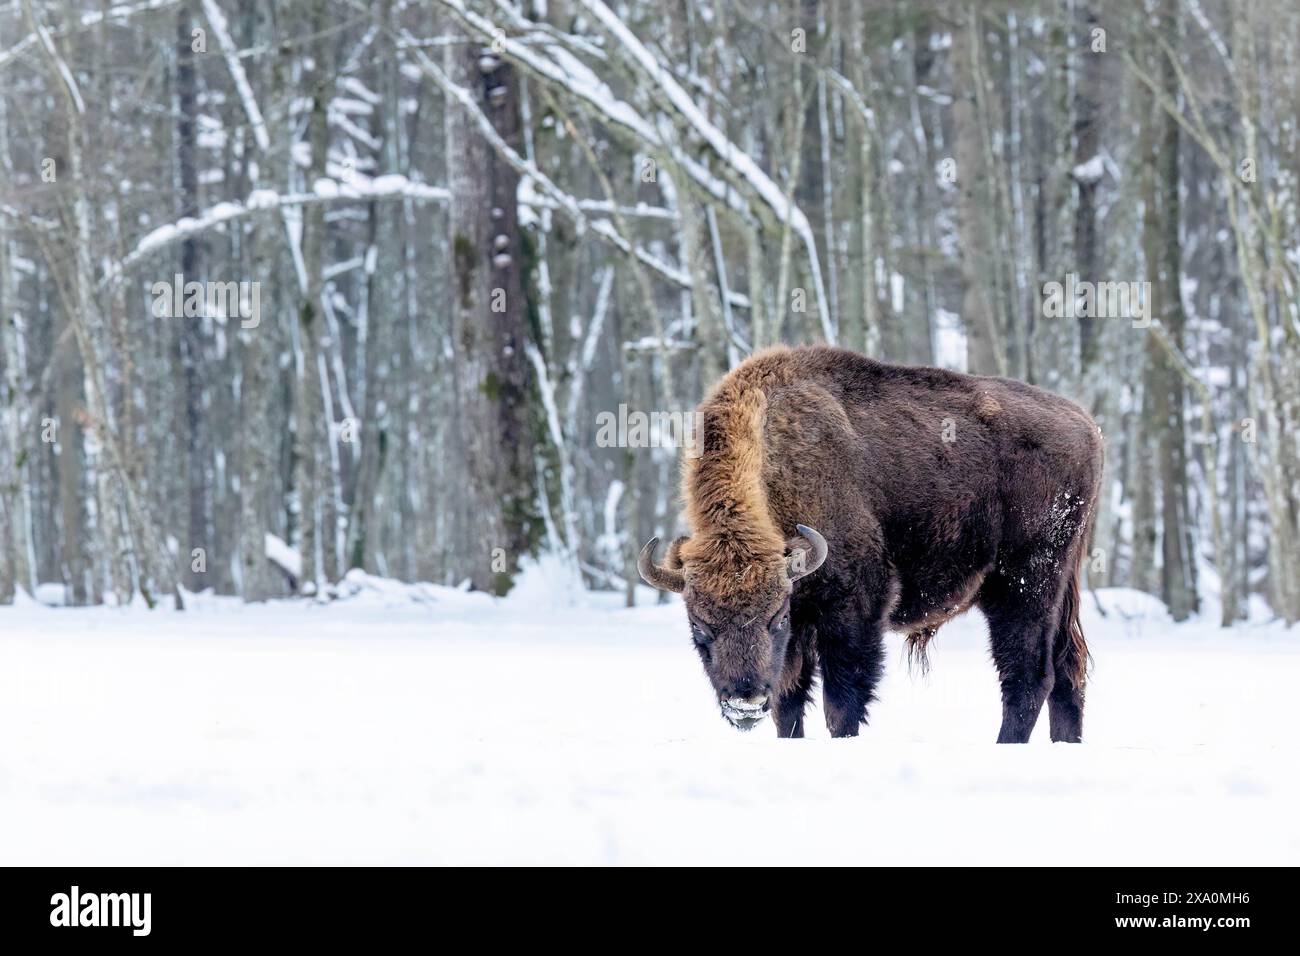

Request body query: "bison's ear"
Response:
[638, 537, 687, 592]
[785, 524, 828, 581]
[664, 535, 691, 570]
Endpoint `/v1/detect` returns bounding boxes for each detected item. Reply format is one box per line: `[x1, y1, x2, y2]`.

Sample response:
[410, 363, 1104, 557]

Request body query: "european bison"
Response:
[638, 345, 1103, 742]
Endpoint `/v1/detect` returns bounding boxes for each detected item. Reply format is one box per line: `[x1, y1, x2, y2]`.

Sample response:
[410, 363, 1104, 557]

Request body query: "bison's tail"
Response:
[904, 626, 938, 676]
[1055, 549, 1092, 691]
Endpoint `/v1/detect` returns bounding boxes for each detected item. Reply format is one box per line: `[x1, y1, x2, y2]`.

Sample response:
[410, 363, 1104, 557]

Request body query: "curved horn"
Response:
[638, 537, 686, 592]
[787, 524, 828, 580]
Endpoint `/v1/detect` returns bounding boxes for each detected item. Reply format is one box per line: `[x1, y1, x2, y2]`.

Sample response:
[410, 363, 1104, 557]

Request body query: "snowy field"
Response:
[2, 565, 1298, 866]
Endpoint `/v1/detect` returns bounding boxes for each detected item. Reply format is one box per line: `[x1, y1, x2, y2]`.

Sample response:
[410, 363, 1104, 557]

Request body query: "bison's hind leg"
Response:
[1047, 547, 1089, 743]
[980, 537, 1092, 744]
[1047, 674, 1084, 743]
[978, 570, 1059, 744]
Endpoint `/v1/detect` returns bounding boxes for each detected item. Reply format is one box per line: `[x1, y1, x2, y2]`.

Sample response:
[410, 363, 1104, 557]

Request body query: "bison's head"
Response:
[637, 525, 828, 731]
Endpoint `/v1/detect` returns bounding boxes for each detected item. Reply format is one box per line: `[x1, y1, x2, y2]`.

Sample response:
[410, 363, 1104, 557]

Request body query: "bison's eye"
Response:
[769, 604, 790, 632]
[690, 620, 714, 646]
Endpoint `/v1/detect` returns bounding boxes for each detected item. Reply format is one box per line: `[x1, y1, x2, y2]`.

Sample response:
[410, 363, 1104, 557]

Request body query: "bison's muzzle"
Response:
[720, 693, 771, 731]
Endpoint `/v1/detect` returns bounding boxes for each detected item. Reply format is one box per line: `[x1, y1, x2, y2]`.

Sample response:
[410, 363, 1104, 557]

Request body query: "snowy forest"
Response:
[1, 0, 1298, 626]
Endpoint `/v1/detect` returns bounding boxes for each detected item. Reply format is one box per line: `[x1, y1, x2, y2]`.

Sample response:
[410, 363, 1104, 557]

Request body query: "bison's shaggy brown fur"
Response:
[641, 344, 1104, 742]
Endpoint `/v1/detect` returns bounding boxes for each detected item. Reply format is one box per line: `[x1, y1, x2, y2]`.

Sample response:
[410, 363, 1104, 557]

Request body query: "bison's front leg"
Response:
[772, 634, 816, 738]
[817, 594, 886, 737]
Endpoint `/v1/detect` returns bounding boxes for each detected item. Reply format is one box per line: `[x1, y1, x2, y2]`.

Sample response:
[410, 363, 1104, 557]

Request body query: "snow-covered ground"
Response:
[2, 565, 1298, 865]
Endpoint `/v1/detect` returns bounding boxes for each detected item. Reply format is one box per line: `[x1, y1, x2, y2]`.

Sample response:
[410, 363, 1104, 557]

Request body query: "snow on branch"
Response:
[402, 41, 583, 218]
[429, 0, 752, 224]
[264, 533, 302, 586]
[24, 1, 86, 114]
[623, 335, 696, 353]
[574, 0, 834, 343]
[2, 0, 180, 74]
[431, 0, 659, 140]
[583, 219, 744, 309]
[200, 0, 270, 153]
[1070, 154, 1117, 185]
[0, 203, 57, 230]
[428, 0, 821, 334]
[825, 70, 878, 134]
[522, 196, 678, 222]
[525, 340, 580, 560]
[104, 176, 450, 286]
[485, 0, 607, 62]
[1185, 0, 1235, 81]
[401, 36, 748, 310]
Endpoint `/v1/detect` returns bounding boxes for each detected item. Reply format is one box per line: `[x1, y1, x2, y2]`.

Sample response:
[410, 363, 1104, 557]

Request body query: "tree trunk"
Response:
[1154, 0, 1196, 620]
[443, 43, 539, 594]
[952, 4, 1003, 375]
[1073, 3, 1103, 374]
[176, 9, 208, 594]
[291, 0, 333, 595]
